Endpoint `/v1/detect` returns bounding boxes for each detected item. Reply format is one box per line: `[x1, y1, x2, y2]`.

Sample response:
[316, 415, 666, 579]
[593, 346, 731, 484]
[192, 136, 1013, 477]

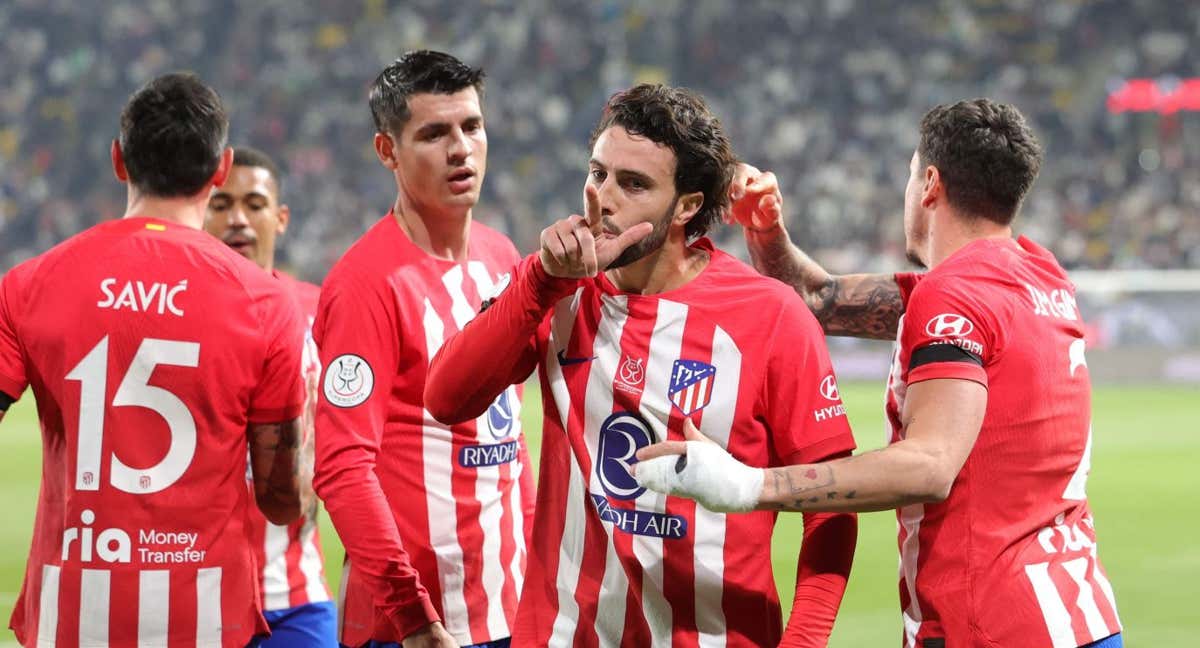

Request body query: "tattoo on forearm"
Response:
[747, 229, 904, 339]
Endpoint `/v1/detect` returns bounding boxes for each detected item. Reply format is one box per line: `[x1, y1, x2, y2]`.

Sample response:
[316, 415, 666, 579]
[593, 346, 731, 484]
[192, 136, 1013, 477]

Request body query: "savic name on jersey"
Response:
[96, 277, 188, 316]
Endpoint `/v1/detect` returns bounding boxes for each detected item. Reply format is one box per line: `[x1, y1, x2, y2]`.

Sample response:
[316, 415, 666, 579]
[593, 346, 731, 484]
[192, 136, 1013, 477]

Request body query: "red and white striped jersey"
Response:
[243, 272, 330, 611]
[433, 241, 854, 647]
[886, 237, 1121, 648]
[0, 217, 306, 647]
[312, 214, 534, 646]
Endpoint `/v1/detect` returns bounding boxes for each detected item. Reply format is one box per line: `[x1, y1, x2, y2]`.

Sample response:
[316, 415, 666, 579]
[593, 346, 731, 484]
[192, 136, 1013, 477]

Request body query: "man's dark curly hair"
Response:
[590, 84, 737, 239]
[369, 50, 485, 137]
[918, 99, 1043, 225]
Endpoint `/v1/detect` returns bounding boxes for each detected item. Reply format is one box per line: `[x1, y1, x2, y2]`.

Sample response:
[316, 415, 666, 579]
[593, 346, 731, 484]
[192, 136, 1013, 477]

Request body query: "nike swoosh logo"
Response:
[557, 349, 596, 366]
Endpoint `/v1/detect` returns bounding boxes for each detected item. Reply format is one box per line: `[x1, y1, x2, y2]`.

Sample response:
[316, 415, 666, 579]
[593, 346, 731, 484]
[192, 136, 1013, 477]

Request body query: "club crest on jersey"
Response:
[615, 355, 645, 395]
[597, 411, 655, 500]
[323, 354, 374, 408]
[668, 359, 716, 416]
[485, 389, 515, 440]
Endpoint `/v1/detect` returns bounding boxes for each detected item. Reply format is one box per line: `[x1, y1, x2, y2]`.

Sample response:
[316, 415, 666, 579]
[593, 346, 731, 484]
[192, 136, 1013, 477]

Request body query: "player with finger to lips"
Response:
[426, 84, 857, 647]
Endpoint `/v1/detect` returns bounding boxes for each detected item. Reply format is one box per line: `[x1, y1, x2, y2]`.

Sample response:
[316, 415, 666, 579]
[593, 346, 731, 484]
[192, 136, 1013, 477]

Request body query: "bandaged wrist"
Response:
[635, 441, 765, 513]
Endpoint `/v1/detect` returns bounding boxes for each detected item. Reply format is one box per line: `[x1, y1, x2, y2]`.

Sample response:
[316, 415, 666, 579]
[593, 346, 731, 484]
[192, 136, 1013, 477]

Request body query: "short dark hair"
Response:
[369, 50, 485, 136]
[918, 99, 1043, 225]
[119, 72, 228, 198]
[232, 146, 283, 195]
[590, 84, 736, 240]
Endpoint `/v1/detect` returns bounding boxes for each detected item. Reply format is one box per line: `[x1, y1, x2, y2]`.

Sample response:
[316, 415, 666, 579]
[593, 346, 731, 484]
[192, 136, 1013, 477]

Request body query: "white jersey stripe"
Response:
[421, 298, 472, 643]
[1062, 557, 1109, 641]
[79, 569, 110, 647]
[633, 298, 687, 646]
[1024, 562, 1077, 648]
[299, 520, 330, 604]
[450, 268, 511, 641]
[196, 567, 222, 646]
[262, 522, 291, 610]
[36, 564, 60, 648]
[507, 392, 528, 598]
[898, 502, 925, 647]
[138, 570, 169, 648]
[695, 324, 739, 647]
[548, 291, 588, 647]
[584, 296, 631, 646]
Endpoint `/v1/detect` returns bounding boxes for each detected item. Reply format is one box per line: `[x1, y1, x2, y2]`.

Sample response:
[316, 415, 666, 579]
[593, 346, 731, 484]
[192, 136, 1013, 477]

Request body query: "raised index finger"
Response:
[584, 183, 602, 230]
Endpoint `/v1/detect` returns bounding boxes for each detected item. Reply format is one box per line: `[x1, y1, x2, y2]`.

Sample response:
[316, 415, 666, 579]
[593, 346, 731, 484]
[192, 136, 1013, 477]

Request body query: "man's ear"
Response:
[374, 132, 398, 170]
[276, 203, 291, 235]
[210, 147, 234, 189]
[673, 191, 705, 227]
[111, 140, 128, 182]
[921, 165, 941, 209]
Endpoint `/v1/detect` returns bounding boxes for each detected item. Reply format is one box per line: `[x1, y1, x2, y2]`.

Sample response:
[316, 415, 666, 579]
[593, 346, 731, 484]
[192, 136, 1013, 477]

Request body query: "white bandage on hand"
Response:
[634, 441, 765, 513]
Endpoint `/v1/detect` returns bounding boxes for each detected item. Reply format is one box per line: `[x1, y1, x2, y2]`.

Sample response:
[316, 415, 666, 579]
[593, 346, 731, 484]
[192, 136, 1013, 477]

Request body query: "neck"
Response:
[393, 194, 471, 262]
[606, 229, 708, 295]
[926, 211, 1013, 268]
[123, 189, 208, 230]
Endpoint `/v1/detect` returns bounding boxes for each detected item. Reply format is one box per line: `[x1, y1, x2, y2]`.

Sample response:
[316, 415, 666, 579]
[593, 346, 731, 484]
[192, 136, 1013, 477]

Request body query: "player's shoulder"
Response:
[469, 219, 520, 260]
[702, 241, 822, 332]
[323, 214, 414, 289]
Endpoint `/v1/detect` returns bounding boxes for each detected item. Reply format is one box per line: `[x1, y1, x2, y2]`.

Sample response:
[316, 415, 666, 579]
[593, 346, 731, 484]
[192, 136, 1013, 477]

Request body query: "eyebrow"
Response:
[414, 114, 484, 135]
[589, 158, 656, 185]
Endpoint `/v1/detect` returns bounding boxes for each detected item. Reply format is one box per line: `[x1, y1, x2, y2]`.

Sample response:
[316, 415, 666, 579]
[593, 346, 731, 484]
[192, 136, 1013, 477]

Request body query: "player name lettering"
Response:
[1025, 282, 1078, 321]
[97, 277, 188, 316]
[813, 404, 847, 422]
[458, 440, 519, 468]
[590, 493, 688, 539]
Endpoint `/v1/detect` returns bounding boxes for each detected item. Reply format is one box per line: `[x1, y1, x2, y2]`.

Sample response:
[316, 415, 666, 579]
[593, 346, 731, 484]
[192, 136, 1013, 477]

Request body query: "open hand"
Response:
[401, 622, 457, 648]
[539, 184, 654, 278]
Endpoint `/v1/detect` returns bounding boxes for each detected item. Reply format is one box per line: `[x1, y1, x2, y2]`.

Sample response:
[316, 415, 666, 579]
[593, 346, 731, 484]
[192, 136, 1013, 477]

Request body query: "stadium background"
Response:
[0, 0, 1196, 645]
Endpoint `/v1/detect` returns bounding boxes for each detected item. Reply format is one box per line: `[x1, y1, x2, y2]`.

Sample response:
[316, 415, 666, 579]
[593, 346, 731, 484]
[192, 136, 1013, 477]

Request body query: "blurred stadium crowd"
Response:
[1, 0, 1198, 281]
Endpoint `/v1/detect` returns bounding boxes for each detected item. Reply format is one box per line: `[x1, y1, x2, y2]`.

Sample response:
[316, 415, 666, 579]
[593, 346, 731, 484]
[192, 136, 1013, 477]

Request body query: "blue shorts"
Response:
[356, 638, 510, 648]
[1083, 634, 1122, 648]
[248, 601, 338, 647]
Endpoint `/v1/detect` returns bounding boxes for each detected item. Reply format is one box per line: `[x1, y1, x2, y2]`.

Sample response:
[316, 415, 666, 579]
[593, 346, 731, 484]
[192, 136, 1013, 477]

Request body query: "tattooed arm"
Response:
[248, 417, 304, 525]
[745, 225, 904, 339]
[635, 378, 986, 513]
[729, 163, 905, 339]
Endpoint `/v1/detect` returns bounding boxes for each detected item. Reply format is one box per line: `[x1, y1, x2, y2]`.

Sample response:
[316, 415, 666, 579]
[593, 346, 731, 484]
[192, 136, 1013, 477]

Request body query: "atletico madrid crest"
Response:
[668, 359, 716, 415]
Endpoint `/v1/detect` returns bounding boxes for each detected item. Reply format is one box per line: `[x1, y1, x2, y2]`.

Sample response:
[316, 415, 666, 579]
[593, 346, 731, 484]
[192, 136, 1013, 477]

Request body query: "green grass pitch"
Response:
[0, 382, 1195, 645]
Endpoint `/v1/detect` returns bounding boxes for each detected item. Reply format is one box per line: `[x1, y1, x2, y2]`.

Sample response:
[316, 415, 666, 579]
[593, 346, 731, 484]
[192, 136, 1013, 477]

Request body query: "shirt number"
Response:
[66, 336, 200, 494]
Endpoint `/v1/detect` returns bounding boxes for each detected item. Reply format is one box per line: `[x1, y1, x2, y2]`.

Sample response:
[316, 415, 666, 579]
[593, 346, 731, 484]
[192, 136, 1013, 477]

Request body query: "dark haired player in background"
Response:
[426, 84, 856, 648]
[206, 146, 334, 647]
[637, 99, 1124, 648]
[0, 73, 305, 646]
[312, 51, 532, 648]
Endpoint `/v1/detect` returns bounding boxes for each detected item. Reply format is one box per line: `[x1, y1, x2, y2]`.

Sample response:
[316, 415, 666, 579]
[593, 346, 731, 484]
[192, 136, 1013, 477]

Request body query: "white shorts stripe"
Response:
[262, 522, 292, 610]
[196, 567, 222, 646]
[1024, 562, 1077, 648]
[1089, 545, 1121, 628]
[1062, 557, 1110, 641]
[138, 570, 170, 648]
[299, 519, 330, 604]
[79, 569, 110, 646]
[36, 564, 60, 648]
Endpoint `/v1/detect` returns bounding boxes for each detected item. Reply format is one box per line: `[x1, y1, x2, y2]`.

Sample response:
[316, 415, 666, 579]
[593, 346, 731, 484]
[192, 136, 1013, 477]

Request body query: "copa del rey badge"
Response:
[323, 354, 374, 408]
[668, 359, 716, 416]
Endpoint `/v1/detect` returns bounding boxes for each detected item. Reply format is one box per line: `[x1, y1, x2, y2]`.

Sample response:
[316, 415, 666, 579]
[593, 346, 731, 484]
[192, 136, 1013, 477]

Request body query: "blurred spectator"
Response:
[1, 0, 1197, 282]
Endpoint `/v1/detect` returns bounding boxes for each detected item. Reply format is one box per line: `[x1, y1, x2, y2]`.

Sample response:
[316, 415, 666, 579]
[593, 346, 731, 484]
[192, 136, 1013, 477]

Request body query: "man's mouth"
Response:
[447, 168, 476, 193]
